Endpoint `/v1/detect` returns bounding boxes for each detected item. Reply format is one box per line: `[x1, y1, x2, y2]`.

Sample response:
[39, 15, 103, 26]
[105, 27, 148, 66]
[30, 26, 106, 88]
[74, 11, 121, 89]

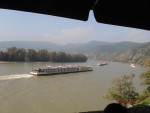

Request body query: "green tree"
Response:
[49, 52, 57, 62]
[37, 49, 49, 61]
[144, 58, 150, 68]
[104, 74, 139, 106]
[0, 51, 8, 61]
[76, 54, 87, 62]
[140, 70, 150, 98]
[140, 70, 150, 86]
[67, 53, 87, 62]
[15, 48, 26, 61]
[3, 52, 9, 61]
[6, 47, 26, 61]
[56, 52, 68, 62]
[26, 49, 38, 61]
[7, 47, 17, 61]
[0, 51, 4, 61]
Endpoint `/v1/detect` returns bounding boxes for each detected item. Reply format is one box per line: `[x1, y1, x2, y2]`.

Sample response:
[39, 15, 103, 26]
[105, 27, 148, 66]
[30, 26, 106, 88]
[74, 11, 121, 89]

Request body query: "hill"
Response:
[0, 41, 63, 51]
[86, 41, 145, 61]
[0, 40, 112, 53]
[0, 40, 150, 64]
[87, 41, 150, 65]
[63, 40, 112, 53]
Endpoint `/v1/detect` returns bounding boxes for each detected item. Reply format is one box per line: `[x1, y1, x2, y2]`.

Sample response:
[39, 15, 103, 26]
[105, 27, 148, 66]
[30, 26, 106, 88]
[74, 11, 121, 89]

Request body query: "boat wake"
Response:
[0, 74, 33, 80]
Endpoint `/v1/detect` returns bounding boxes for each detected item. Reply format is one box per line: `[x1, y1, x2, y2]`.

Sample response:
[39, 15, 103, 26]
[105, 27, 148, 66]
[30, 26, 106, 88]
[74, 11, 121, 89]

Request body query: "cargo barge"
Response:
[30, 65, 93, 76]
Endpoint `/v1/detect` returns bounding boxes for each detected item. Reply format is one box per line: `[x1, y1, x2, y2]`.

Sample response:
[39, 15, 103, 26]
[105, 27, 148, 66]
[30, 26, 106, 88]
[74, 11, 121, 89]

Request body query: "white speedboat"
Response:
[131, 64, 135, 68]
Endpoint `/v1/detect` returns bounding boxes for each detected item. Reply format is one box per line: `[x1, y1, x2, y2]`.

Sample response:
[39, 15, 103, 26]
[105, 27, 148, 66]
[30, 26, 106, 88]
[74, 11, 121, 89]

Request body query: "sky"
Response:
[0, 9, 150, 45]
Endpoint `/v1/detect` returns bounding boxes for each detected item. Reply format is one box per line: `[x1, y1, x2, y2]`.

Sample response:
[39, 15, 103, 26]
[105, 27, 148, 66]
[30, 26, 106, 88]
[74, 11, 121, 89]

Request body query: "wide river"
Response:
[0, 60, 146, 113]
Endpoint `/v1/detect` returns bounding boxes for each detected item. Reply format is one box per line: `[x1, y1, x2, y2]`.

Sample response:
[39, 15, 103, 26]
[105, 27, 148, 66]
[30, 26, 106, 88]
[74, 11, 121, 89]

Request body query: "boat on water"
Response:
[97, 62, 108, 66]
[30, 65, 93, 76]
[130, 64, 136, 68]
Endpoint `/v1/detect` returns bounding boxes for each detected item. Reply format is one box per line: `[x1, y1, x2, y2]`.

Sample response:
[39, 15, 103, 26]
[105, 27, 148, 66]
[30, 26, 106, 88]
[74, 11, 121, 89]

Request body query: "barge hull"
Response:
[30, 70, 93, 76]
[30, 66, 93, 76]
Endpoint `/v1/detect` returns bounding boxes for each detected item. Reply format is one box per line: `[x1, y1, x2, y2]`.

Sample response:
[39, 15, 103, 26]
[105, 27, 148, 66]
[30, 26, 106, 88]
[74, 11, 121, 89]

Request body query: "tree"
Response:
[26, 49, 38, 61]
[76, 54, 87, 62]
[140, 70, 150, 86]
[0, 51, 4, 61]
[140, 70, 150, 98]
[104, 74, 139, 106]
[0, 48, 87, 62]
[3, 52, 9, 61]
[0, 51, 8, 61]
[144, 58, 150, 68]
[15, 48, 26, 61]
[49, 52, 57, 62]
[66, 53, 87, 62]
[37, 49, 49, 61]
[56, 52, 68, 62]
[7, 47, 17, 61]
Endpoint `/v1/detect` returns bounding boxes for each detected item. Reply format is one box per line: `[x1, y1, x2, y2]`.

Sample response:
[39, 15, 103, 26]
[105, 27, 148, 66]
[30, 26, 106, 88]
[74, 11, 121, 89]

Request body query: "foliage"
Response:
[0, 51, 8, 61]
[136, 96, 150, 106]
[140, 70, 150, 86]
[88, 42, 150, 66]
[6, 47, 26, 61]
[26, 49, 38, 61]
[0, 47, 87, 62]
[7, 47, 17, 61]
[139, 69, 150, 99]
[15, 48, 26, 61]
[144, 58, 150, 68]
[37, 49, 49, 61]
[104, 74, 139, 106]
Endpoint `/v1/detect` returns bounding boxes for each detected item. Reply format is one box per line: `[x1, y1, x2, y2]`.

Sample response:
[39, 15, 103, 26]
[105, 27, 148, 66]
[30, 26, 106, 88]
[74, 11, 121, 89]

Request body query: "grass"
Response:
[136, 97, 150, 106]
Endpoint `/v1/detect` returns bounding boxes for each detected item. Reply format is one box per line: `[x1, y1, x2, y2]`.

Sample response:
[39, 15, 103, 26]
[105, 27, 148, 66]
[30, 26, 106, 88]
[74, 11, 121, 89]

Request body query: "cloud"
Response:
[61, 27, 92, 37]
[106, 29, 150, 42]
[42, 26, 150, 44]
[42, 26, 94, 44]
[42, 33, 62, 42]
[122, 29, 150, 42]
[42, 33, 54, 38]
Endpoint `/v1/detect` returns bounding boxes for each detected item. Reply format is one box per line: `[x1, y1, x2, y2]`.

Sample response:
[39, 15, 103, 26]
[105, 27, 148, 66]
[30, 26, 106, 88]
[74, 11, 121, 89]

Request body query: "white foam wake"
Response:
[0, 74, 33, 80]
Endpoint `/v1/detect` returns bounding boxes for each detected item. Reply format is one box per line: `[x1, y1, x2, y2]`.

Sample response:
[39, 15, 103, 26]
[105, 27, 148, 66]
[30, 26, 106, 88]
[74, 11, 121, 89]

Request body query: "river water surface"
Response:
[0, 60, 146, 113]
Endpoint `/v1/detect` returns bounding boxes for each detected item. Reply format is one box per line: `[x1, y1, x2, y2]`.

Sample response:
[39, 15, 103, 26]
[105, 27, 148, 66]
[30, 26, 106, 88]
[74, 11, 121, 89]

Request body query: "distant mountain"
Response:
[63, 40, 112, 53]
[0, 40, 112, 53]
[0, 41, 63, 51]
[87, 41, 144, 61]
[86, 41, 149, 65]
[128, 42, 150, 64]
[0, 40, 149, 64]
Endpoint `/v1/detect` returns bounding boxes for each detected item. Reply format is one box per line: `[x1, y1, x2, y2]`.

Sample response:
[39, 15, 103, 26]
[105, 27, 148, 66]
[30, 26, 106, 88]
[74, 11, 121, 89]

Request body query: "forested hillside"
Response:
[0, 41, 150, 64]
[87, 42, 150, 65]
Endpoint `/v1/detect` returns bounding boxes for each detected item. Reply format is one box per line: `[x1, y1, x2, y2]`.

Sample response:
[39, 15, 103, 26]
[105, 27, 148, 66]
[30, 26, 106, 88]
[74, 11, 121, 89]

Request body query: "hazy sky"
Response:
[0, 9, 150, 44]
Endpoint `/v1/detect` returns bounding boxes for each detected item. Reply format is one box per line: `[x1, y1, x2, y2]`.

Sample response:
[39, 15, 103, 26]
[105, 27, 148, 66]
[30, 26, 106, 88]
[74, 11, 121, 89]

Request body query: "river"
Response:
[0, 60, 146, 113]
